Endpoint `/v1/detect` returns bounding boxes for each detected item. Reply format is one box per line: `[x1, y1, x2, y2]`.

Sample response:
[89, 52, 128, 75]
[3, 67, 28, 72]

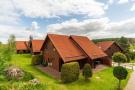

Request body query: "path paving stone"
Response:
[125, 71, 135, 90]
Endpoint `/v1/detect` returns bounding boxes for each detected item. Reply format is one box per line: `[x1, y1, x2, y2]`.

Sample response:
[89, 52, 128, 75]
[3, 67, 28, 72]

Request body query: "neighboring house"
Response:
[96, 41, 123, 58]
[41, 34, 112, 72]
[16, 41, 30, 54]
[31, 40, 44, 54]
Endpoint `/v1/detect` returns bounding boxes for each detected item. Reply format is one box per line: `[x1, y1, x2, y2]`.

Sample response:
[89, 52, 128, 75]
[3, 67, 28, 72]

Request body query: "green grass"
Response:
[8, 54, 132, 90]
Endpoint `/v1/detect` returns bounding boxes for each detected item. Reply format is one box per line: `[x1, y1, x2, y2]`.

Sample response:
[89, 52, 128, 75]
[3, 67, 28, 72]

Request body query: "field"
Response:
[7, 54, 132, 90]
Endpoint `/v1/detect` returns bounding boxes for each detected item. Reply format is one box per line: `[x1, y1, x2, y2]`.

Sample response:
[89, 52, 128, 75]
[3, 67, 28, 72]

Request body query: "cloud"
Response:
[118, 0, 129, 4]
[108, 0, 114, 4]
[47, 18, 109, 35]
[47, 17, 135, 39]
[131, 3, 135, 11]
[13, 0, 106, 18]
[0, 24, 43, 43]
[0, 0, 20, 24]
[27, 21, 40, 31]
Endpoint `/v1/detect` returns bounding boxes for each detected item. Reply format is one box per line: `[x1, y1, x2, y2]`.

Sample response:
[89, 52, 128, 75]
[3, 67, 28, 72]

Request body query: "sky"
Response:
[1, 0, 135, 43]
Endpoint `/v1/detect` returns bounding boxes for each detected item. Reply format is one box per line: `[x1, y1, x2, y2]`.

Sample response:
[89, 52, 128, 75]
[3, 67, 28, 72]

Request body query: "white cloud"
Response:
[118, 0, 129, 4]
[0, 24, 43, 43]
[13, 0, 106, 18]
[47, 17, 135, 39]
[27, 21, 40, 31]
[108, 0, 114, 4]
[47, 18, 109, 35]
[131, 3, 135, 11]
[0, 0, 20, 24]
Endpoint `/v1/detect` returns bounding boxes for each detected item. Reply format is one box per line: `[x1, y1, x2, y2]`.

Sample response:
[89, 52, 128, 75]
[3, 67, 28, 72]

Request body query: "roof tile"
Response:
[32, 40, 44, 53]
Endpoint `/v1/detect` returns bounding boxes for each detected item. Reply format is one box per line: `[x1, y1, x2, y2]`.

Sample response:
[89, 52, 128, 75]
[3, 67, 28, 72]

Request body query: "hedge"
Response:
[61, 62, 80, 83]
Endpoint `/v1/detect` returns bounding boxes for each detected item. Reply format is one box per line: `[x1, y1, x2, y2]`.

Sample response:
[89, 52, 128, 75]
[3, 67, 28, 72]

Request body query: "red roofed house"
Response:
[16, 41, 30, 54]
[31, 40, 44, 54]
[97, 41, 123, 58]
[41, 34, 112, 71]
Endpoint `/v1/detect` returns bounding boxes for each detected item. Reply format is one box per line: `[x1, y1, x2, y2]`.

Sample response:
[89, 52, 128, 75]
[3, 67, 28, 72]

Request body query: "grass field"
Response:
[9, 54, 132, 90]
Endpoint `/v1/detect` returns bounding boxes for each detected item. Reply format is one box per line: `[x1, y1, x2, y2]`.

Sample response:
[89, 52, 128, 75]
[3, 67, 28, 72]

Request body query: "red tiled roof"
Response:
[16, 41, 28, 50]
[96, 41, 115, 51]
[32, 40, 44, 53]
[48, 34, 87, 63]
[70, 35, 107, 60]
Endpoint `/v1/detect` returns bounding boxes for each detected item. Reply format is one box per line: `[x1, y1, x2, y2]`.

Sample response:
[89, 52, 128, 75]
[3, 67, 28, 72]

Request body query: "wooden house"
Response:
[31, 40, 44, 54]
[16, 41, 30, 54]
[97, 41, 123, 58]
[41, 34, 112, 71]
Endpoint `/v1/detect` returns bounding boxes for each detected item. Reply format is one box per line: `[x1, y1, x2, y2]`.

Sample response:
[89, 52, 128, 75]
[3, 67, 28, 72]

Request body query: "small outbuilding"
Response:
[16, 41, 30, 54]
[96, 41, 123, 58]
[31, 40, 44, 54]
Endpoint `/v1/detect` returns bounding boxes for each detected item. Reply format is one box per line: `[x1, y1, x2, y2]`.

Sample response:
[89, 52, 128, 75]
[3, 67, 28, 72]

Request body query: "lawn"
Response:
[9, 54, 132, 90]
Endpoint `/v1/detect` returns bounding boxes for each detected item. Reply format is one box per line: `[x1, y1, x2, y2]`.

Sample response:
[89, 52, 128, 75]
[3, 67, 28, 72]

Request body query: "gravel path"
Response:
[125, 71, 135, 90]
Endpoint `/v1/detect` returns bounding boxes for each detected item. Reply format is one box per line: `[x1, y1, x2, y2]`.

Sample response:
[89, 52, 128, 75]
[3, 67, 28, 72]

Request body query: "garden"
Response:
[0, 36, 133, 90]
[0, 52, 131, 90]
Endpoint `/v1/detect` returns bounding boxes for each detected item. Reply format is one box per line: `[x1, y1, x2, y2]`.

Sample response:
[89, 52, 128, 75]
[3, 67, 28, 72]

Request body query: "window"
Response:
[48, 58, 52, 66]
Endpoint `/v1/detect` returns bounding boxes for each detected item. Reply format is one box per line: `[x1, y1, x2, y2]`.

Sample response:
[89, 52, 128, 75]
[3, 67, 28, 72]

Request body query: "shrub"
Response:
[0, 75, 6, 81]
[113, 66, 128, 90]
[128, 51, 135, 60]
[83, 64, 92, 80]
[125, 53, 130, 62]
[29, 79, 40, 85]
[61, 62, 80, 83]
[4, 66, 24, 81]
[0, 47, 12, 74]
[0, 84, 8, 90]
[31, 55, 42, 65]
[0, 82, 46, 90]
[112, 52, 127, 66]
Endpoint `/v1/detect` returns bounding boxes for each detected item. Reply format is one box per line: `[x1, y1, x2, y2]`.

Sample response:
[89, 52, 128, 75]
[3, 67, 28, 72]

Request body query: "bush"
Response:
[0, 75, 6, 81]
[83, 64, 92, 80]
[0, 47, 12, 74]
[0, 84, 8, 90]
[4, 66, 24, 81]
[113, 66, 128, 90]
[0, 82, 46, 90]
[128, 51, 135, 60]
[61, 62, 80, 83]
[112, 52, 127, 66]
[31, 55, 42, 65]
[125, 53, 130, 62]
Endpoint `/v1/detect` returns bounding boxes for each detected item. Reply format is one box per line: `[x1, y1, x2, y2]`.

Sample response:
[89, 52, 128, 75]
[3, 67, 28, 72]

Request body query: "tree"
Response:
[112, 52, 127, 66]
[28, 35, 33, 50]
[118, 36, 130, 52]
[8, 34, 16, 49]
[113, 66, 128, 90]
[83, 64, 92, 80]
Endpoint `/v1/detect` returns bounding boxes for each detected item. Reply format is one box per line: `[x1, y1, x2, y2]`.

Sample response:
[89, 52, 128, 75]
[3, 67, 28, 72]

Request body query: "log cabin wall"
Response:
[43, 38, 62, 71]
[105, 43, 122, 58]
